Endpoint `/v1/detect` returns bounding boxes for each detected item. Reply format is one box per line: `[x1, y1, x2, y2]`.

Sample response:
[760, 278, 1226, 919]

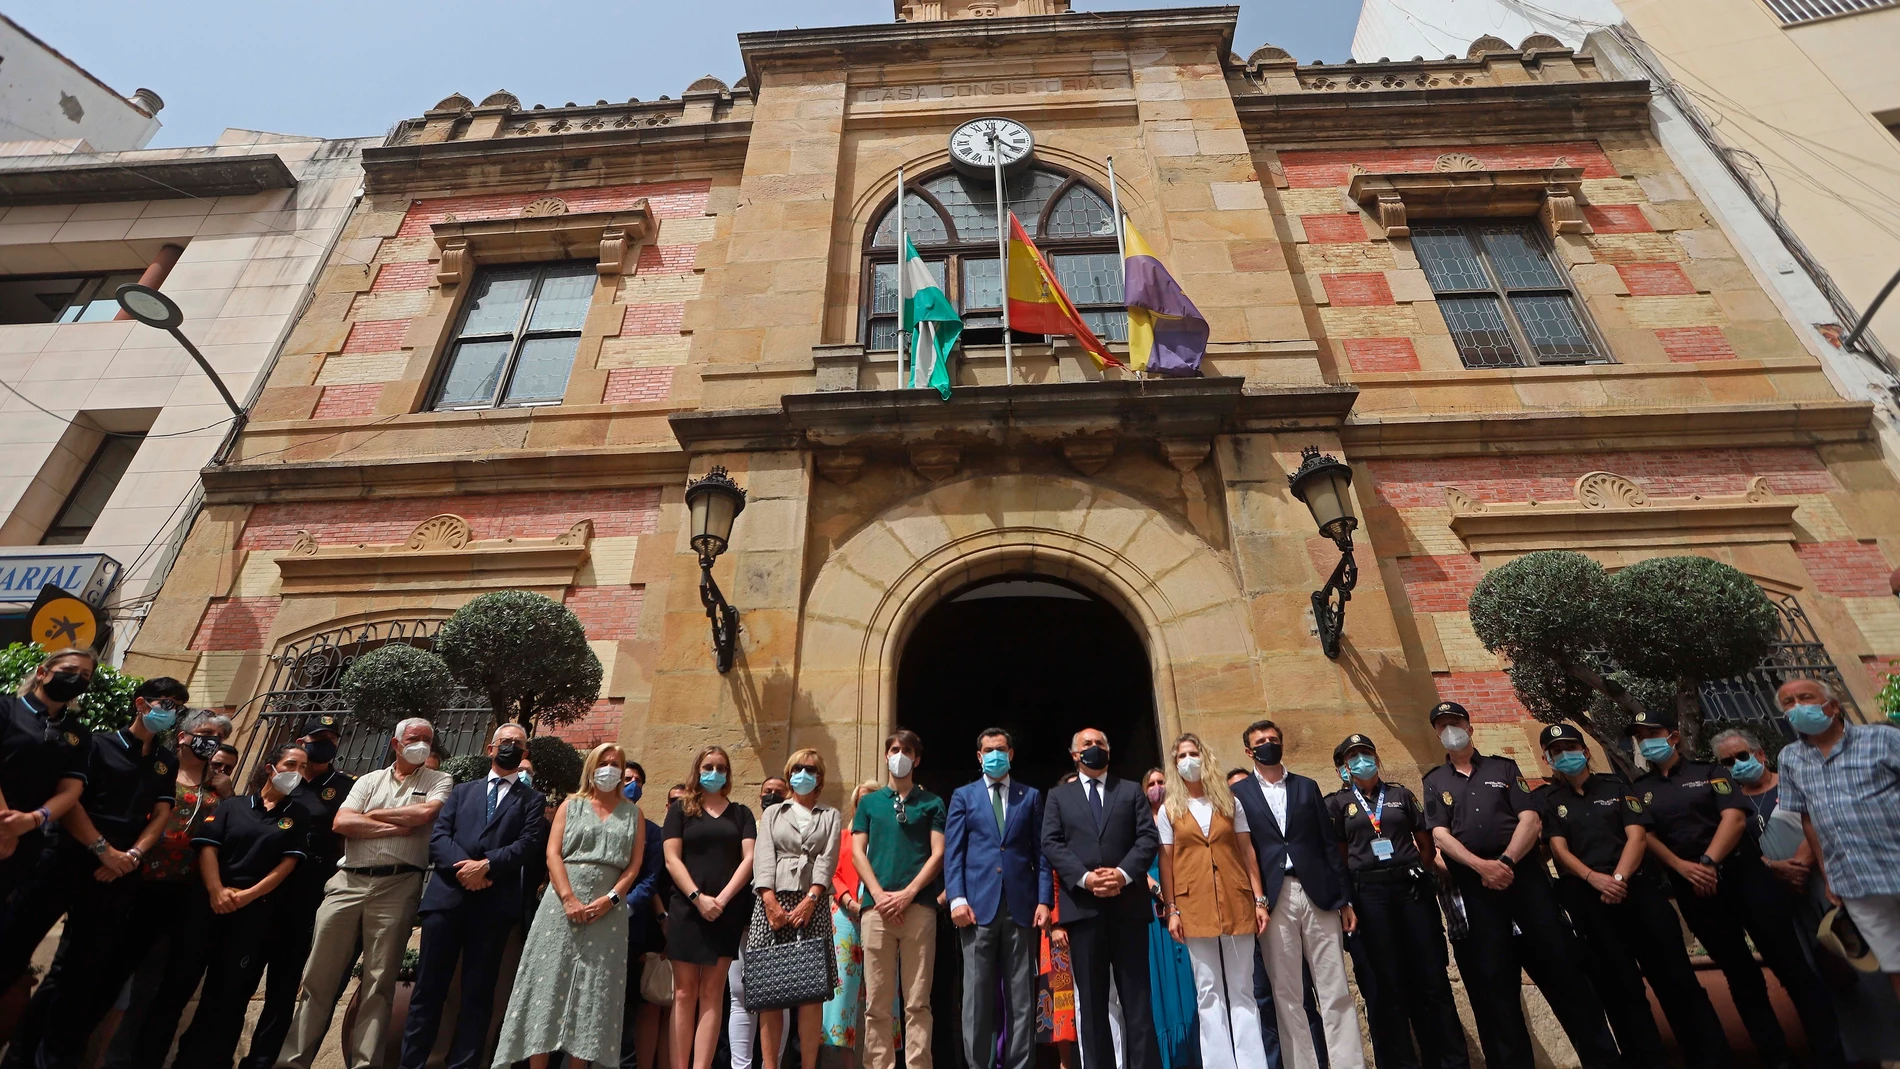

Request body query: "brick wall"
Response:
[369, 261, 437, 293]
[238, 488, 663, 551]
[312, 384, 384, 420]
[620, 303, 686, 336]
[564, 584, 645, 640]
[1794, 541, 1894, 598]
[1341, 338, 1420, 373]
[602, 367, 674, 404]
[1655, 327, 1737, 363]
[1396, 554, 1484, 613]
[634, 245, 698, 276]
[340, 319, 409, 355]
[545, 697, 627, 749]
[190, 597, 282, 652]
[1302, 215, 1369, 244]
[1618, 263, 1694, 297]
[1432, 671, 1533, 724]
[1366, 447, 1834, 510]
[1322, 272, 1394, 306]
[1582, 205, 1652, 234]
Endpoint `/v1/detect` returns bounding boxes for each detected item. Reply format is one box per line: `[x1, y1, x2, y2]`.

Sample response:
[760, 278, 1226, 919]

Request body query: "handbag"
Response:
[639, 952, 674, 1005]
[742, 889, 835, 1011]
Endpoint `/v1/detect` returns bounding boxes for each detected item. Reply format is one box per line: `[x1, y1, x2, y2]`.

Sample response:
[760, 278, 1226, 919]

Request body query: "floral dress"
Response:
[822, 824, 864, 1049]
[1037, 871, 1077, 1045]
[143, 779, 219, 881]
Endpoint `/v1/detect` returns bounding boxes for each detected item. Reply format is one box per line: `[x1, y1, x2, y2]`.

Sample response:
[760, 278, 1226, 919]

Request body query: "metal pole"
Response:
[896, 165, 907, 389]
[1107, 155, 1131, 379]
[992, 129, 1012, 385]
[1845, 263, 1900, 353]
[168, 328, 245, 418]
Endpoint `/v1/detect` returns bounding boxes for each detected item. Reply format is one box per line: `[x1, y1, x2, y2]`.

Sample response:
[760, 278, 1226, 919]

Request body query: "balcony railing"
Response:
[1764, 0, 1897, 25]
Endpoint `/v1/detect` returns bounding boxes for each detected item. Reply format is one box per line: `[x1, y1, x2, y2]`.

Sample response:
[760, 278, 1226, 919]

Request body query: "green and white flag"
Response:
[900, 236, 962, 399]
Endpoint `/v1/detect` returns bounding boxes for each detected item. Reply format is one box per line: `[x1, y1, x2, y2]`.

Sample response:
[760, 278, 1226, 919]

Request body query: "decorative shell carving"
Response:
[404, 514, 472, 551]
[1519, 34, 1565, 52]
[1248, 44, 1295, 64]
[477, 91, 521, 110]
[1467, 35, 1512, 57]
[1433, 152, 1484, 173]
[520, 197, 569, 218]
[1745, 476, 1774, 502]
[554, 520, 594, 546]
[431, 93, 473, 112]
[1444, 487, 1484, 515]
[685, 75, 730, 95]
[289, 530, 319, 557]
[1575, 472, 1648, 510]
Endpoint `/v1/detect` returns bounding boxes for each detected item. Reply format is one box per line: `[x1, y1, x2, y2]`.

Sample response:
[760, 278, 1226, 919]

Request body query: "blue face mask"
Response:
[1638, 737, 1676, 764]
[698, 769, 728, 793]
[789, 769, 818, 795]
[622, 779, 643, 803]
[981, 750, 1011, 779]
[1337, 766, 1351, 784]
[141, 705, 179, 734]
[1727, 755, 1765, 784]
[518, 771, 533, 790]
[1346, 754, 1378, 780]
[1549, 750, 1589, 776]
[1787, 703, 1834, 736]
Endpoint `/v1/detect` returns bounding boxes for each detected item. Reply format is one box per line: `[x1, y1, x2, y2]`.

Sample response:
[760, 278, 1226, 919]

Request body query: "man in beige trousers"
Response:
[851, 729, 946, 1069]
[276, 718, 452, 1069]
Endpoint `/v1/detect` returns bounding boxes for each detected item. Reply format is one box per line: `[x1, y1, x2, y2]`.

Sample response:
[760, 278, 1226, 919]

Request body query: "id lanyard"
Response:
[1350, 781, 1387, 837]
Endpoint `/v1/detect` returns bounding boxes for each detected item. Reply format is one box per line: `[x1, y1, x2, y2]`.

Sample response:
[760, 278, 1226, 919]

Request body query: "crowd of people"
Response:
[0, 643, 1895, 1069]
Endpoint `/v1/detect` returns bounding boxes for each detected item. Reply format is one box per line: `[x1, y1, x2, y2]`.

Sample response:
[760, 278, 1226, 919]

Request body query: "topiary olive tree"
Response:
[338, 644, 455, 731]
[442, 753, 491, 785]
[435, 590, 602, 731]
[527, 735, 583, 796]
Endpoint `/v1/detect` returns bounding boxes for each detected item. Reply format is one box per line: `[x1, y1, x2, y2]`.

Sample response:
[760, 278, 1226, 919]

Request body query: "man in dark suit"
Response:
[1041, 727, 1161, 1069]
[1229, 720, 1361, 1069]
[398, 723, 548, 1069]
[946, 727, 1051, 1069]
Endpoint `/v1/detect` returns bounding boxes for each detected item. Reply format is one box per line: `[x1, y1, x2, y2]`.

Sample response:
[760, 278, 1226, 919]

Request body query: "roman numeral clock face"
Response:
[948, 117, 1034, 175]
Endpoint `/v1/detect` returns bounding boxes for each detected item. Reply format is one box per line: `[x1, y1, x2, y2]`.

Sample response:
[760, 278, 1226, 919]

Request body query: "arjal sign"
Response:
[0, 553, 121, 608]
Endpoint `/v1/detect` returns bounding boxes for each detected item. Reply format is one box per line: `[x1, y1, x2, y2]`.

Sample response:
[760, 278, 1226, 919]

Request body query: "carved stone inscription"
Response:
[856, 74, 1131, 104]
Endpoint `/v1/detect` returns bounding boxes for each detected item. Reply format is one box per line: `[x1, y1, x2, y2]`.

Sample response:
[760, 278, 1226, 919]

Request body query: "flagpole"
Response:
[1107, 155, 1136, 382]
[896, 165, 907, 390]
[991, 129, 1012, 385]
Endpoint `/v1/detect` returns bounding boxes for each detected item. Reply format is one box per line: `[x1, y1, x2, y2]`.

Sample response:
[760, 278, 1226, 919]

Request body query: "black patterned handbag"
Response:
[740, 890, 837, 1011]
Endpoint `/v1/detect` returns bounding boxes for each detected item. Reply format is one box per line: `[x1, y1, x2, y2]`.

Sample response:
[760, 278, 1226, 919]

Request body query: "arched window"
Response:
[863, 167, 1124, 350]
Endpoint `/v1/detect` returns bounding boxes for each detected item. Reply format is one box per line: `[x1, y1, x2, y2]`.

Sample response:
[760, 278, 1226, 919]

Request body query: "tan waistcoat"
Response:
[1170, 804, 1255, 938]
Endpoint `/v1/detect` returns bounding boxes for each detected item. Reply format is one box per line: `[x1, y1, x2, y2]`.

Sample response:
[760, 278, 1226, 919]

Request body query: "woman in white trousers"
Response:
[1157, 734, 1272, 1069]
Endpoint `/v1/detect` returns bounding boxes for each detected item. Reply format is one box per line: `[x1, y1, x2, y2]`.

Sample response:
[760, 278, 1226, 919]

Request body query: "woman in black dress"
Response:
[662, 745, 756, 1069]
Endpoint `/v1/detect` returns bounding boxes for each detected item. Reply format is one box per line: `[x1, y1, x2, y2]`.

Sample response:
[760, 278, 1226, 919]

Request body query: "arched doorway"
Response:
[895, 574, 1160, 1069]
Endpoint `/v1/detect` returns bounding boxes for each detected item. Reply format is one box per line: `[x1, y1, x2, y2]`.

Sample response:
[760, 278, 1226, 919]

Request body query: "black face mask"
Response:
[304, 738, 338, 766]
[760, 791, 786, 808]
[186, 735, 221, 761]
[494, 742, 525, 771]
[1251, 741, 1284, 766]
[1078, 745, 1109, 771]
[42, 670, 88, 703]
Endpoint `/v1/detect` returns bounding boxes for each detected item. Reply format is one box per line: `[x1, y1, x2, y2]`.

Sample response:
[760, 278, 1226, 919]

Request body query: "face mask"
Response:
[42, 670, 88, 703]
[1638, 737, 1676, 763]
[518, 771, 533, 790]
[1346, 754, 1378, 780]
[187, 735, 221, 761]
[141, 706, 179, 734]
[1078, 745, 1109, 771]
[981, 750, 1011, 779]
[789, 770, 818, 796]
[621, 778, 643, 802]
[1250, 741, 1282, 766]
[699, 769, 728, 793]
[592, 766, 623, 793]
[888, 752, 914, 778]
[1728, 755, 1765, 784]
[761, 790, 787, 808]
[1176, 756, 1203, 782]
[270, 770, 302, 795]
[304, 738, 338, 766]
[494, 742, 524, 771]
[1145, 784, 1166, 805]
[1787, 703, 1834, 736]
[401, 741, 432, 767]
[1438, 726, 1471, 751]
[1549, 750, 1589, 776]
[1337, 766, 1351, 784]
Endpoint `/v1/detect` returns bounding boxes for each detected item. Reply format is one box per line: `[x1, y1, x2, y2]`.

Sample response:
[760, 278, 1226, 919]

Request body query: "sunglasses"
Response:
[1716, 753, 1758, 766]
[791, 764, 819, 777]
[893, 795, 909, 824]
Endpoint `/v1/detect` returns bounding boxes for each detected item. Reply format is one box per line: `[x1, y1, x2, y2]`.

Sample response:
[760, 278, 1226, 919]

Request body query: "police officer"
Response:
[1324, 735, 1467, 1069]
[1534, 724, 1728, 1069]
[241, 715, 357, 1069]
[1419, 702, 1618, 1069]
[1629, 708, 1843, 1069]
[0, 648, 96, 987]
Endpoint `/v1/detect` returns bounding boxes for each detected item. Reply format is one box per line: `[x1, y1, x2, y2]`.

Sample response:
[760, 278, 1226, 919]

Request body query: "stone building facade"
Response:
[127, 2, 1900, 795]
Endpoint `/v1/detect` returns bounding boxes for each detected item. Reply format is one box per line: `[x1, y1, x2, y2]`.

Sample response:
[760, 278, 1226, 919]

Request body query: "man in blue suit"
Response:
[398, 723, 548, 1069]
[946, 727, 1051, 1069]
[1230, 720, 1361, 1069]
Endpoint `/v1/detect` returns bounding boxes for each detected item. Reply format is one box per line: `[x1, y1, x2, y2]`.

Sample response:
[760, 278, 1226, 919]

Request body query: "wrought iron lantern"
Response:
[1288, 445, 1359, 660]
[685, 467, 747, 673]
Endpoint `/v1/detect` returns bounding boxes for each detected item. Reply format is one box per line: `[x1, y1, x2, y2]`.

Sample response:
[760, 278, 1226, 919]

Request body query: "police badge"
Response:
[1441, 791, 1455, 806]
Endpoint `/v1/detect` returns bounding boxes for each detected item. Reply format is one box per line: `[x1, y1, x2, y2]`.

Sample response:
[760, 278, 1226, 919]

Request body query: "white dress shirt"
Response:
[950, 774, 1013, 913]
[1254, 768, 1295, 870]
[1076, 769, 1135, 891]
[484, 769, 522, 799]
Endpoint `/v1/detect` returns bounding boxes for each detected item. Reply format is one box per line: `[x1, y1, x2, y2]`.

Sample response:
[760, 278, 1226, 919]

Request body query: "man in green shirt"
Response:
[851, 729, 946, 1069]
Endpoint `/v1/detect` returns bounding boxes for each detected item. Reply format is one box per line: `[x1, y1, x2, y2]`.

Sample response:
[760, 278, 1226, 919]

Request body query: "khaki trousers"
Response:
[860, 902, 936, 1069]
[276, 870, 423, 1069]
[1259, 877, 1364, 1069]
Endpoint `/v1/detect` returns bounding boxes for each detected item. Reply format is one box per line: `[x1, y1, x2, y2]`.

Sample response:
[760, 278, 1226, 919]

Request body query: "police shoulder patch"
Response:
[1442, 791, 1455, 806]
[276, 816, 294, 830]
[62, 732, 79, 746]
[321, 787, 337, 801]
[153, 761, 169, 776]
[1643, 792, 1654, 804]
[1556, 804, 1568, 818]
[1346, 803, 1359, 817]
[1712, 779, 1732, 795]
[1517, 777, 1530, 793]
[1626, 797, 1642, 813]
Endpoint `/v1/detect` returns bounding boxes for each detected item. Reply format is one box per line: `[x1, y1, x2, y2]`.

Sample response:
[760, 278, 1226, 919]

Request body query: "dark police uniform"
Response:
[0, 729, 178, 1069]
[0, 694, 92, 990]
[170, 792, 307, 1069]
[1632, 732, 1842, 1069]
[1325, 735, 1468, 1069]
[242, 758, 357, 1069]
[1536, 732, 1729, 1069]
[1419, 704, 1618, 1069]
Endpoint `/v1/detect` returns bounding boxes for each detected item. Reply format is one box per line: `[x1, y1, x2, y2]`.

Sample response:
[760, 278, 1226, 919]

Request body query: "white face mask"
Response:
[592, 766, 623, 793]
[887, 752, 914, 779]
[1176, 756, 1203, 782]
[270, 770, 302, 795]
[401, 741, 432, 767]
[1439, 725, 1471, 751]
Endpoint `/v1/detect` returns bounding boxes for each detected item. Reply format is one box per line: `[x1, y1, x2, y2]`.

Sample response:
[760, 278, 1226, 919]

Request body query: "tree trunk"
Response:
[1675, 677, 1704, 758]
[1557, 657, 1640, 778]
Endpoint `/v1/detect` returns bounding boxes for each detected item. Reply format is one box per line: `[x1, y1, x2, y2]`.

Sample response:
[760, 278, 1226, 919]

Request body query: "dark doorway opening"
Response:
[895, 575, 1159, 1069]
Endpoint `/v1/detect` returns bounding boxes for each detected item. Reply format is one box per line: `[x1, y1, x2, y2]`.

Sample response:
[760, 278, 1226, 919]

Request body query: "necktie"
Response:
[1088, 778, 1104, 829]
[487, 778, 502, 821]
[991, 783, 1006, 835]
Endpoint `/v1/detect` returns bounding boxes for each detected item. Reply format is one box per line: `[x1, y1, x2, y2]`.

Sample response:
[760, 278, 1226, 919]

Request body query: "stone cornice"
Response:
[1338, 400, 1876, 458]
[1445, 472, 1799, 554]
[200, 446, 689, 505]
[274, 514, 594, 595]
[360, 121, 752, 196]
[1235, 80, 1654, 145]
[739, 6, 1238, 87]
[0, 153, 297, 206]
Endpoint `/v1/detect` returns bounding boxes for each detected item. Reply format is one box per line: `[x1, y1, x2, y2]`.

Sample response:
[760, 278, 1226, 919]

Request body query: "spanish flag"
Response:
[1005, 212, 1120, 368]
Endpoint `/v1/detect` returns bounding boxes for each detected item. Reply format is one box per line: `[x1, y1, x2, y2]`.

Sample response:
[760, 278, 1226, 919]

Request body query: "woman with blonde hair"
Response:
[493, 742, 646, 1069]
[663, 745, 757, 1069]
[1158, 734, 1270, 1069]
[747, 749, 841, 1069]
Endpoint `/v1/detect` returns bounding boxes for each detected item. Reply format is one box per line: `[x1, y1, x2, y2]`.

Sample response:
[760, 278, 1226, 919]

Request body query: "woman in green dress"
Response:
[493, 743, 647, 1069]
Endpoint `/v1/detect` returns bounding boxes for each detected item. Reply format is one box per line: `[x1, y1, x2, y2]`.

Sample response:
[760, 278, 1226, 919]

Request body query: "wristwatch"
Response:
[1697, 853, 1717, 869]
[1611, 872, 1626, 883]
[609, 891, 622, 905]
[1254, 895, 1271, 907]
[87, 837, 108, 857]
[687, 889, 702, 902]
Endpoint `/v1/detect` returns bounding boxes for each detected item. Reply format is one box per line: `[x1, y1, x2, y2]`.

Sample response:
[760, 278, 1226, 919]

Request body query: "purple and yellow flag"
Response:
[1124, 219, 1208, 376]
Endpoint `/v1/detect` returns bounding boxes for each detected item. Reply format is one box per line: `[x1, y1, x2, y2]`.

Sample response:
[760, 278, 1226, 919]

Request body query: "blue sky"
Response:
[8, 1, 1362, 148]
